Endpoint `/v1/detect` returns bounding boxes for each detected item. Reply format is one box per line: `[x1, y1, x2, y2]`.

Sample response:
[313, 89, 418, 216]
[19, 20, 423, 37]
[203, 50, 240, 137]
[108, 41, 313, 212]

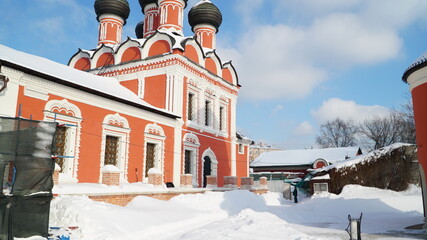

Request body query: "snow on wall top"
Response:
[402, 51, 427, 82]
[0, 44, 175, 117]
[250, 147, 360, 167]
[313, 143, 413, 173]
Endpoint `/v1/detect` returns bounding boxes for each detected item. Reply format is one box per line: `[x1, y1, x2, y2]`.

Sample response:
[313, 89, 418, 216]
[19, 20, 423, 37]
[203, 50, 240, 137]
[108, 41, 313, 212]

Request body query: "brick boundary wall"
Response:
[55, 189, 270, 207]
[180, 174, 193, 188]
[102, 172, 120, 186]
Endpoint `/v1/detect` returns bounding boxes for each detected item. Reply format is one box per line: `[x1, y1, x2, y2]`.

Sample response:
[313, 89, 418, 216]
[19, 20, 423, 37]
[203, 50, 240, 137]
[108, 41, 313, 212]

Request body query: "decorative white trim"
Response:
[407, 68, 427, 92]
[144, 123, 166, 181]
[24, 85, 49, 101]
[104, 113, 130, 129]
[183, 133, 200, 186]
[99, 113, 131, 183]
[201, 147, 218, 187]
[116, 42, 142, 65]
[43, 99, 82, 182]
[194, 24, 216, 49]
[45, 99, 82, 118]
[313, 158, 329, 169]
[184, 40, 206, 66]
[205, 52, 222, 78]
[145, 122, 165, 136]
[18, 71, 178, 128]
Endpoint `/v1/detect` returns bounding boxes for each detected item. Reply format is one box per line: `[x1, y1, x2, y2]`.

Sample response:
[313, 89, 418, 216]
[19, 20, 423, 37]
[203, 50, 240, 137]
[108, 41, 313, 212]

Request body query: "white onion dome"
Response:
[188, 0, 222, 33]
[94, 0, 130, 23]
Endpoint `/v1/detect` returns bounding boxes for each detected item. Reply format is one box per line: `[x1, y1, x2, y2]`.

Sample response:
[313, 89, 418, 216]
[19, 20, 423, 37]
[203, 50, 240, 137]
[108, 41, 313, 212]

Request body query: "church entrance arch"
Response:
[201, 148, 217, 188]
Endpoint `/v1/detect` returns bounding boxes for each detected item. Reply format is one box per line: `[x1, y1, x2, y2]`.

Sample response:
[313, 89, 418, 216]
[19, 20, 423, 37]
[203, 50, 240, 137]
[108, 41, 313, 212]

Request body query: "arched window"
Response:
[144, 123, 166, 180]
[201, 148, 218, 188]
[43, 99, 82, 183]
[183, 133, 200, 186]
[100, 113, 131, 183]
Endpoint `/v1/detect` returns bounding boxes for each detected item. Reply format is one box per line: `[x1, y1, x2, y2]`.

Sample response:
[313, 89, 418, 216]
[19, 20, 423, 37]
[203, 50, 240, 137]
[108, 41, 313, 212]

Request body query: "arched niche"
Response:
[74, 57, 91, 71]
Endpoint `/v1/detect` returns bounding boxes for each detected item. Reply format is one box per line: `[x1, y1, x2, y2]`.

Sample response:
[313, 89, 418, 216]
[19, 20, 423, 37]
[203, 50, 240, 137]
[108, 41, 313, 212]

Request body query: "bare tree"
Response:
[316, 118, 357, 148]
[358, 110, 415, 150]
[399, 93, 416, 144]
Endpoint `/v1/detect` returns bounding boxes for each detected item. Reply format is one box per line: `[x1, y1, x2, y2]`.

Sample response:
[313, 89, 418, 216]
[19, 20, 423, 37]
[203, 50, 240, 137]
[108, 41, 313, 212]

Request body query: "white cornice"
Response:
[407, 67, 427, 92]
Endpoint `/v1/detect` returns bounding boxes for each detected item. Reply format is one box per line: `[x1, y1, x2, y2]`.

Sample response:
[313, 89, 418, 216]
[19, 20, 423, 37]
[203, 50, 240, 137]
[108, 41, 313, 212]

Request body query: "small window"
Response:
[184, 150, 192, 174]
[313, 183, 329, 193]
[219, 106, 225, 131]
[238, 144, 244, 154]
[104, 136, 119, 166]
[53, 126, 67, 173]
[205, 100, 211, 126]
[188, 93, 194, 121]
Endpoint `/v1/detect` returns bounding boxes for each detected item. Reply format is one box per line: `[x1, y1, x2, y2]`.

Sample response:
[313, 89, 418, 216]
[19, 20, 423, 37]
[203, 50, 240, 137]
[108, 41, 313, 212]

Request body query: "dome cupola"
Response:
[188, 0, 222, 33]
[94, 0, 130, 23]
[135, 21, 145, 39]
[139, 0, 158, 13]
[94, 0, 130, 46]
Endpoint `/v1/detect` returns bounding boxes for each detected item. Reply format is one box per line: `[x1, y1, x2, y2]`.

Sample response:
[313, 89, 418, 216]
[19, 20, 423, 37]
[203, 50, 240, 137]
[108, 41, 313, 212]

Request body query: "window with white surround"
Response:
[44, 99, 82, 182]
[188, 92, 195, 121]
[100, 113, 131, 183]
[183, 133, 200, 186]
[238, 143, 244, 154]
[201, 148, 218, 187]
[104, 135, 119, 166]
[144, 123, 166, 180]
[313, 183, 329, 193]
[205, 100, 212, 127]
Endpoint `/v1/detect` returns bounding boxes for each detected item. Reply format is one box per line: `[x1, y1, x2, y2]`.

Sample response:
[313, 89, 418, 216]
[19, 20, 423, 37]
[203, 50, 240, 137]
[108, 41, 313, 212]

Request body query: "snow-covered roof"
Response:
[250, 147, 361, 167]
[0, 44, 177, 118]
[402, 51, 427, 82]
[313, 143, 414, 174]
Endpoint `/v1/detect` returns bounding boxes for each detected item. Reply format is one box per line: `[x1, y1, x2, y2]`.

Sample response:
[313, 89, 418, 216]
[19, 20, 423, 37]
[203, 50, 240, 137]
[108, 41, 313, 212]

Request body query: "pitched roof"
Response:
[250, 147, 361, 167]
[0, 44, 178, 118]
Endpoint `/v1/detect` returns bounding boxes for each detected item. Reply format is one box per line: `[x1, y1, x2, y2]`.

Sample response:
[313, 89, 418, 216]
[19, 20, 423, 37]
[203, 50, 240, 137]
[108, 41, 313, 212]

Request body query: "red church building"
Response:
[0, 0, 250, 187]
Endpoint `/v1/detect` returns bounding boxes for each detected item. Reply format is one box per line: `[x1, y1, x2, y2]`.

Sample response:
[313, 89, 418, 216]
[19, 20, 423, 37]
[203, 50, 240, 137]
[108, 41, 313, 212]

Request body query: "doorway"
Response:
[203, 156, 212, 187]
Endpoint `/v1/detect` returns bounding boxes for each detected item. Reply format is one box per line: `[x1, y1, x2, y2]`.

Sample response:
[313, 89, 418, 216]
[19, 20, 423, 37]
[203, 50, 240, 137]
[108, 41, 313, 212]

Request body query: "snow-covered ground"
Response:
[48, 184, 426, 240]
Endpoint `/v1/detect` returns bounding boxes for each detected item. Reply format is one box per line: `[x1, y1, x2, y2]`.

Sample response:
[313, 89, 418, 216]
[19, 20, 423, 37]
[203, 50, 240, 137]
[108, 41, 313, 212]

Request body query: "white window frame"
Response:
[313, 182, 329, 193]
[43, 99, 82, 183]
[183, 133, 200, 186]
[144, 123, 166, 181]
[99, 113, 130, 183]
[187, 91, 196, 122]
[238, 143, 244, 154]
[201, 148, 218, 187]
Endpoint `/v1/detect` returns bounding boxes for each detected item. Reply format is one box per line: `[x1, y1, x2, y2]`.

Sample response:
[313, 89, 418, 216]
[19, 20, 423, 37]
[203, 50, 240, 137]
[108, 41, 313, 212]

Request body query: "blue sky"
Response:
[1, 0, 426, 149]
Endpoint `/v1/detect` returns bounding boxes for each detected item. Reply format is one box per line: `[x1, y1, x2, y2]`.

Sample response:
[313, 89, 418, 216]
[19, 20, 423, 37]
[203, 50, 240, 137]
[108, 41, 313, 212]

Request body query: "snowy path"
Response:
[50, 185, 427, 240]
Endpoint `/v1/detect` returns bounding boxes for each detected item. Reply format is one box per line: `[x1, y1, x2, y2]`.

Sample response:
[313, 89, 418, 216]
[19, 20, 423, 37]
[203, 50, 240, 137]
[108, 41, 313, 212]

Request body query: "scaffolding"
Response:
[0, 117, 57, 239]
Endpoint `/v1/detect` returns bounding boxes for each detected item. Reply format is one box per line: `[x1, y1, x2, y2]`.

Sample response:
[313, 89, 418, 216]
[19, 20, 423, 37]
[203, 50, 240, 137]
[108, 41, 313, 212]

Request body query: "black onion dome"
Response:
[94, 0, 130, 23]
[135, 21, 144, 38]
[188, 0, 222, 32]
[138, 0, 157, 13]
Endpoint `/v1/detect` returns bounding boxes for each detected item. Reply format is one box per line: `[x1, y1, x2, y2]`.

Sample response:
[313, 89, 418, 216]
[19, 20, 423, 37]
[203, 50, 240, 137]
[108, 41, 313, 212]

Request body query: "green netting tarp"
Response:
[0, 117, 57, 239]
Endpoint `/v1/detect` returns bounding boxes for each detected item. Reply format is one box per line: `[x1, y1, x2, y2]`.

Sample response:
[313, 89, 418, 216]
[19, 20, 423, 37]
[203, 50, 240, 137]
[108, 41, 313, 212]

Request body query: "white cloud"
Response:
[218, 0, 427, 101]
[311, 98, 390, 123]
[218, 24, 328, 100]
[293, 121, 315, 136]
[308, 13, 402, 67]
